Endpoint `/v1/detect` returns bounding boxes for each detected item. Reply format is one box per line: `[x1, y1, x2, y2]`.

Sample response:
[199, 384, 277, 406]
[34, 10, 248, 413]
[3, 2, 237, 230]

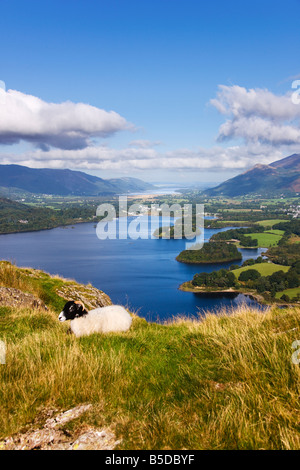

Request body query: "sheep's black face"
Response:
[58, 301, 87, 322]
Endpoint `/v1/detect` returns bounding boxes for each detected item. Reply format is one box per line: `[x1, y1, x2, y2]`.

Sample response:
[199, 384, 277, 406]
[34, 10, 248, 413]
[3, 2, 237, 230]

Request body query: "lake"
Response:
[0, 217, 266, 322]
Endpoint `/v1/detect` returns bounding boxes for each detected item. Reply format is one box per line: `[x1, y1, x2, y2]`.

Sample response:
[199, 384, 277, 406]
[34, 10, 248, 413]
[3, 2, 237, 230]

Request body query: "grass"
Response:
[1, 297, 300, 448]
[247, 231, 283, 248]
[266, 230, 285, 236]
[255, 219, 287, 228]
[232, 263, 290, 279]
[275, 288, 300, 300]
[0, 261, 68, 311]
[0, 261, 111, 312]
[0, 262, 300, 449]
[222, 209, 262, 212]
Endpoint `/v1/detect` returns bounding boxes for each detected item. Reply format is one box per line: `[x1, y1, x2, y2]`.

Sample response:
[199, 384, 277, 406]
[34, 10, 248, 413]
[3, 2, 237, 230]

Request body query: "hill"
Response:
[0, 262, 299, 449]
[0, 196, 102, 234]
[0, 164, 155, 196]
[204, 153, 300, 197]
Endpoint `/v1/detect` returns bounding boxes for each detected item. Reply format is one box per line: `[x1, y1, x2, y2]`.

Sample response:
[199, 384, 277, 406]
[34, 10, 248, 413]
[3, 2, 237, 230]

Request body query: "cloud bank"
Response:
[211, 85, 300, 145]
[0, 89, 132, 150]
[0, 142, 285, 172]
[1, 85, 300, 174]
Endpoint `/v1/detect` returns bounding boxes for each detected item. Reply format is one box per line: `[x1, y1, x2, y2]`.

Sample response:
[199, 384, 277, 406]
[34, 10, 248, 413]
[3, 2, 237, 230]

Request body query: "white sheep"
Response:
[58, 300, 132, 337]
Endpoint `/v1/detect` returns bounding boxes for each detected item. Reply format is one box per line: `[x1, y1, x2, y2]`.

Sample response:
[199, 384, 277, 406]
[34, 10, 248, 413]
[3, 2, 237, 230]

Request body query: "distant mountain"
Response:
[0, 164, 155, 196]
[107, 177, 156, 194]
[204, 153, 300, 197]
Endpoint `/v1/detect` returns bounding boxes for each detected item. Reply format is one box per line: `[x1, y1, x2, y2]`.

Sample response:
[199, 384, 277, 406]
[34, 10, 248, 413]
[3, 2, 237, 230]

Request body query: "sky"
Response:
[0, 0, 300, 185]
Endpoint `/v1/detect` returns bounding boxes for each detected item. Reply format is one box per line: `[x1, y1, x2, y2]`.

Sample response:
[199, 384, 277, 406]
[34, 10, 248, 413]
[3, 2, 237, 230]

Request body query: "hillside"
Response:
[0, 197, 100, 234]
[0, 164, 155, 196]
[204, 153, 300, 197]
[0, 262, 299, 449]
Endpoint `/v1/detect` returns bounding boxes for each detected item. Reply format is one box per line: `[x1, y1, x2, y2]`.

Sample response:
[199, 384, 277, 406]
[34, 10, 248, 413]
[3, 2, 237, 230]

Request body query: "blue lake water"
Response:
[0, 217, 266, 322]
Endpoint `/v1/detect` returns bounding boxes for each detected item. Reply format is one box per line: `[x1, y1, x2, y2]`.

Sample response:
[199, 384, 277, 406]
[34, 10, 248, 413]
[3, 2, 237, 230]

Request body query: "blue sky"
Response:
[0, 0, 300, 184]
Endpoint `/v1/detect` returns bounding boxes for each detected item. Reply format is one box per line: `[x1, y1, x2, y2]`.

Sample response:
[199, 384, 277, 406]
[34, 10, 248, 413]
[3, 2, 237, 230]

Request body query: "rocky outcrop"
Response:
[0, 405, 121, 450]
[56, 283, 112, 309]
[0, 287, 47, 310]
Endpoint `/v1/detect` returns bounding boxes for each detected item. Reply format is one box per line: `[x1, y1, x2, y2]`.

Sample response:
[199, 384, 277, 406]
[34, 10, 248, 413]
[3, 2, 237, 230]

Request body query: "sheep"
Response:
[58, 300, 132, 337]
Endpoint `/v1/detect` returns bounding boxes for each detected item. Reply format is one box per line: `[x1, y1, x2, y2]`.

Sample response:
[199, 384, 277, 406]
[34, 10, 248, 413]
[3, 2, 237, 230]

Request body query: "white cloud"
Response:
[219, 116, 300, 145]
[0, 89, 132, 150]
[211, 85, 300, 120]
[0, 141, 287, 172]
[211, 85, 300, 145]
[1, 84, 299, 176]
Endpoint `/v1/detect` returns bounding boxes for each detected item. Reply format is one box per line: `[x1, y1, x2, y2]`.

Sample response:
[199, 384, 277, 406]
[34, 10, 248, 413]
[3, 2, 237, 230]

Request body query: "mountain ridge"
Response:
[0, 164, 155, 196]
[204, 153, 300, 197]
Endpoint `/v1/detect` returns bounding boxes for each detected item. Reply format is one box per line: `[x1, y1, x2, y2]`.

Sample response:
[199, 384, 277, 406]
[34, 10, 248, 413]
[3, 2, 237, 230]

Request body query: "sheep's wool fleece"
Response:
[70, 305, 132, 337]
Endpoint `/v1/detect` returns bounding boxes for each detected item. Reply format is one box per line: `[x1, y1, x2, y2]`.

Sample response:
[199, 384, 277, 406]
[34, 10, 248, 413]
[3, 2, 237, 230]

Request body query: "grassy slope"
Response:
[267, 230, 285, 235]
[275, 288, 300, 299]
[0, 264, 300, 449]
[232, 263, 290, 279]
[0, 261, 79, 312]
[247, 232, 283, 248]
[255, 219, 287, 227]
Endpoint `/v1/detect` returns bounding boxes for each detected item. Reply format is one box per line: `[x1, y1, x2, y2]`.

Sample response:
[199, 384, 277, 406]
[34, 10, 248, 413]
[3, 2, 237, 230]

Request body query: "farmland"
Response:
[232, 263, 290, 279]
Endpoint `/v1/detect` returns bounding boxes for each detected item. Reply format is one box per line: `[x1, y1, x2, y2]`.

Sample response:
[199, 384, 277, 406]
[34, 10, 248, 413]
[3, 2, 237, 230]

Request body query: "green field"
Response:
[232, 262, 290, 279]
[247, 231, 283, 247]
[275, 288, 300, 300]
[223, 209, 263, 213]
[266, 230, 285, 235]
[255, 219, 287, 228]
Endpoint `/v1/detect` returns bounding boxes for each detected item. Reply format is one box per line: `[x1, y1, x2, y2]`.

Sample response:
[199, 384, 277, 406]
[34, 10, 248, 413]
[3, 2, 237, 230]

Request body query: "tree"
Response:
[256, 276, 271, 293]
[242, 259, 256, 267]
[239, 269, 261, 282]
[286, 269, 300, 289]
[229, 264, 240, 271]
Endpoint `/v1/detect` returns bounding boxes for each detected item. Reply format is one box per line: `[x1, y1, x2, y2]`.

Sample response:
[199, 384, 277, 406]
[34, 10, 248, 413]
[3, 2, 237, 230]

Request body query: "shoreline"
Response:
[178, 281, 298, 307]
[176, 256, 242, 265]
[0, 189, 180, 237]
[0, 218, 97, 237]
[178, 281, 264, 301]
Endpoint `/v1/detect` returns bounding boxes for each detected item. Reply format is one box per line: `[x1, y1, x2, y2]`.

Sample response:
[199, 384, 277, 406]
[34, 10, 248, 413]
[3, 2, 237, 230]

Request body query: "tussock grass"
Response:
[0, 261, 67, 311]
[0, 298, 300, 449]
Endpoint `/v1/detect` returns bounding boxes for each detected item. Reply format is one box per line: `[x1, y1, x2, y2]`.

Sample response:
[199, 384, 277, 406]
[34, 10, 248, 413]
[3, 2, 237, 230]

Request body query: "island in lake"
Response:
[176, 241, 242, 264]
[178, 219, 300, 305]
